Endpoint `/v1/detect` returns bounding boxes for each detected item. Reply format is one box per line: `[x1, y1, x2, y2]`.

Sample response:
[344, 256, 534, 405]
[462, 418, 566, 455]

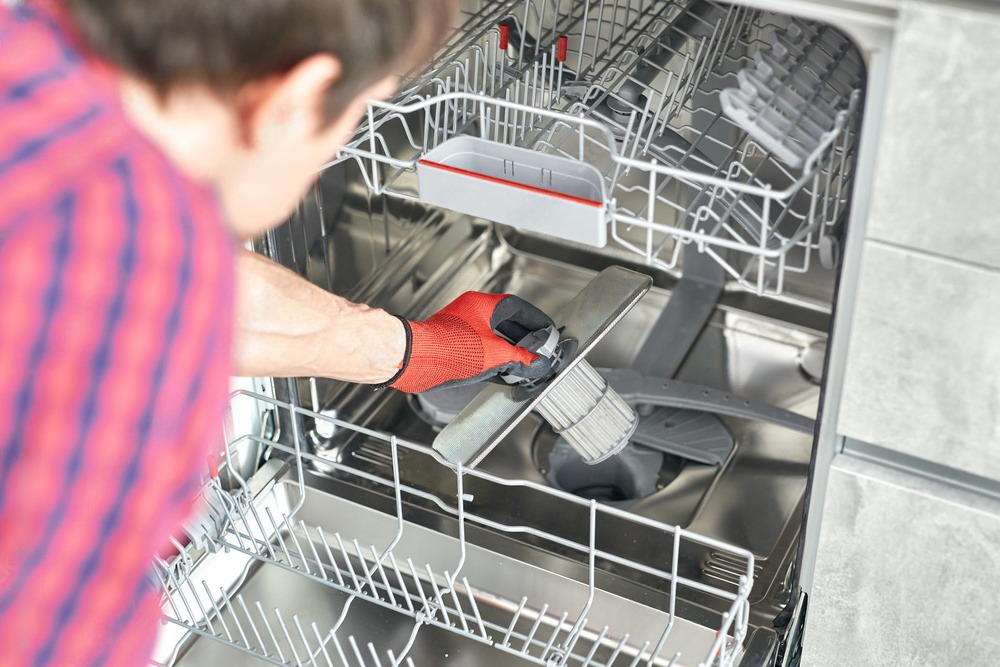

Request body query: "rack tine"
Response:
[161, 563, 198, 629]
[336, 533, 362, 591]
[406, 557, 431, 616]
[265, 507, 294, 567]
[238, 595, 266, 654]
[158, 573, 184, 622]
[472, 47, 481, 96]
[522, 603, 550, 653]
[541, 611, 570, 661]
[443, 570, 469, 633]
[503, 88, 511, 145]
[625, 94, 654, 170]
[219, 585, 251, 649]
[513, 76, 522, 141]
[627, 640, 651, 667]
[367, 643, 385, 667]
[518, 2, 530, 65]
[561, 500, 598, 656]
[576, 0, 590, 73]
[326, 630, 351, 667]
[461, 576, 489, 639]
[606, 632, 630, 666]
[501, 596, 529, 647]
[317, 526, 346, 587]
[256, 601, 286, 663]
[224, 491, 259, 551]
[354, 539, 378, 596]
[311, 622, 336, 667]
[389, 553, 415, 613]
[645, 622, 675, 667]
[348, 636, 368, 666]
[274, 608, 305, 666]
[655, 70, 676, 137]
[450, 463, 469, 585]
[425, 564, 452, 626]
[287, 519, 314, 575]
[663, 527, 683, 647]
[191, 578, 218, 635]
[247, 501, 278, 560]
[531, 59, 540, 127]
[292, 615, 321, 667]
[387, 436, 405, 552]
[562, 621, 590, 665]
[371, 544, 397, 605]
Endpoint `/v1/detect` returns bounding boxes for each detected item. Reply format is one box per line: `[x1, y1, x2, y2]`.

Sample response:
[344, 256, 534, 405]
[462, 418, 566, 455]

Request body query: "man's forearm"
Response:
[234, 250, 406, 382]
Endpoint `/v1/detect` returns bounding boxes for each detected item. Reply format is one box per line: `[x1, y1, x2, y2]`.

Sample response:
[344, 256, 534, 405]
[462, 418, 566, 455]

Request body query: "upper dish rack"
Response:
[328, 0, 862, 295]
[150, 390, 754, 666]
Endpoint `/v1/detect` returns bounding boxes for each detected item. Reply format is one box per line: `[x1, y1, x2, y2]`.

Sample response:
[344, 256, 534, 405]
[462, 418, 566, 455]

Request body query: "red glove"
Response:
[388, 292, 555, 394]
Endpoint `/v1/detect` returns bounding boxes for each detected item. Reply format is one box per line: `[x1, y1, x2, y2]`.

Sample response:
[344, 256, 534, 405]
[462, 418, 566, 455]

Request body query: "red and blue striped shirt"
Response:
[0, 3, 236, 665]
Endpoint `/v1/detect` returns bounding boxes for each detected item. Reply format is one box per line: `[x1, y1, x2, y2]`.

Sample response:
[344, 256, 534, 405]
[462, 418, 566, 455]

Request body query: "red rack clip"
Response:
[556, 35, 568, 63]
[499, 23, 510, 51]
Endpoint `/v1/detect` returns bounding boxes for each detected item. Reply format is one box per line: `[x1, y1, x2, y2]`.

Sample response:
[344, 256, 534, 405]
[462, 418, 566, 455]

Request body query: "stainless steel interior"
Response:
[236, 154, 830, 655]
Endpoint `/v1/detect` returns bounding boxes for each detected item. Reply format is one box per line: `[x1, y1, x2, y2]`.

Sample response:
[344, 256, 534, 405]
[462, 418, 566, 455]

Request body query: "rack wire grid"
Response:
[326, 0, 862, 295]
[152, 390, 754, 667]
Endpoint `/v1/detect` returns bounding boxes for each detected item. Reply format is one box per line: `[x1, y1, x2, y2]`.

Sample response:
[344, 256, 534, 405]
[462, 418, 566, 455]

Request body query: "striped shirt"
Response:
[0, 3, 235, 665]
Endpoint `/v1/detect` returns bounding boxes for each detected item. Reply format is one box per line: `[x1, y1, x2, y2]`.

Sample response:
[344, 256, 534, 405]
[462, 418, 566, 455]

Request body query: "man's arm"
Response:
[236, 250, 556, 392]
[234, 249, 406, 382]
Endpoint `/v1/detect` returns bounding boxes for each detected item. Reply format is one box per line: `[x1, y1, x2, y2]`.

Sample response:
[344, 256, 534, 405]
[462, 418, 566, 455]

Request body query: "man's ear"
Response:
[241, 54, 342, 150]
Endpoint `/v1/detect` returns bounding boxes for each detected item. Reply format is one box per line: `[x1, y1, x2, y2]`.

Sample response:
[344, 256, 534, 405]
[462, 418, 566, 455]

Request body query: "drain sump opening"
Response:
[533, 425, 684, 503]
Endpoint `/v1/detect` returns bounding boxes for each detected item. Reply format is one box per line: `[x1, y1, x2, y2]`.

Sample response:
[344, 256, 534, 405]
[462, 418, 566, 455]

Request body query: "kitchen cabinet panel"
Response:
[865, 1, 1000, 270]
[803, 456, 1000, 666]
[838, 242, 1000, 481]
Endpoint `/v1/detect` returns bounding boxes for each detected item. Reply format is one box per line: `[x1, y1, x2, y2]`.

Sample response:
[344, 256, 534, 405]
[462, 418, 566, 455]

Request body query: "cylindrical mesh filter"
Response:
[535, 359, 638, 464]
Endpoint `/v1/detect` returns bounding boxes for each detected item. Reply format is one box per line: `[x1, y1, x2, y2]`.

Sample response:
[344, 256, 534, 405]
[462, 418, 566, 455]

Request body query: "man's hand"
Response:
[389, 292, 555, 394]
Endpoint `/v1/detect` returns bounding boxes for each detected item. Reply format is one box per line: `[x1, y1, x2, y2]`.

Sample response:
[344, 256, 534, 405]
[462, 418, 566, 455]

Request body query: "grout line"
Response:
[866, 238, 1000, 276]
[841, 437, 1000, 507]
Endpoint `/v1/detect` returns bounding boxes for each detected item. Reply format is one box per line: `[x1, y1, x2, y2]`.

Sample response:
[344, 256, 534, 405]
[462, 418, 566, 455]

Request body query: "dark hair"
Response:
[63, 0, 455, 119]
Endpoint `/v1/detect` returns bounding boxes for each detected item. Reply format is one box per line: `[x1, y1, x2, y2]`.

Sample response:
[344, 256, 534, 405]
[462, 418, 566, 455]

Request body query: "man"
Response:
[0, 1, 552, 664]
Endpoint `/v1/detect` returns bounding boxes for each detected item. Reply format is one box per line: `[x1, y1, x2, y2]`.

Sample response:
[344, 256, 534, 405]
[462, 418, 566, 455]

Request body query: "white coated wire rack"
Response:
[151, 390, 754, 667]
[720, 18, 864, 168]
[326, 0, 862, 295]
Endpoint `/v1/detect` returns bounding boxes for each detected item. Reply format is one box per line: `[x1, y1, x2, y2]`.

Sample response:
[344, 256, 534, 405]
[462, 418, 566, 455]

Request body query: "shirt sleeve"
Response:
[0, 153, 233, 666]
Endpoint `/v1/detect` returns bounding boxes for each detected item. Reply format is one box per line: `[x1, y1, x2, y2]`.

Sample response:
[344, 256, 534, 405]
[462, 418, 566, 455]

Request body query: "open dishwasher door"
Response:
[147, 0, 967, 665]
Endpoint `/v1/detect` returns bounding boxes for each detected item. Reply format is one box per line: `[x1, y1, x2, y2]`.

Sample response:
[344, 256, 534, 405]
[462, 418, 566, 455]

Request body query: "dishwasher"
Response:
[151, 1, 875, 665]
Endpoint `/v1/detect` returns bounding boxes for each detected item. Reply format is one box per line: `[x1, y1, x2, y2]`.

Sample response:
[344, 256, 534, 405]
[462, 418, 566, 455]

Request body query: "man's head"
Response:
[65, 0, 456, 237]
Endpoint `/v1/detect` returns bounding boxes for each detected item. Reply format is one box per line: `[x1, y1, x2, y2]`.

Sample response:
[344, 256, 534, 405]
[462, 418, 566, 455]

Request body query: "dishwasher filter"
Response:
[502, 325, 639, 465]
[533, 357, 638, 463]
[431, 266, 651, 469]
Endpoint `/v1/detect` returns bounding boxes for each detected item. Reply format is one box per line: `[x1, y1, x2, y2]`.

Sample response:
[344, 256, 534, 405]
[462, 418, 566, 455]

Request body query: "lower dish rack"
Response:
[150, 389, 754, 667]
[330, 0, 862, 296]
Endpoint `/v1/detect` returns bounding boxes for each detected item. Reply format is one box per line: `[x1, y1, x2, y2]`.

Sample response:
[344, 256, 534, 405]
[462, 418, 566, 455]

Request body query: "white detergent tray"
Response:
[417, 135, 608, 247]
